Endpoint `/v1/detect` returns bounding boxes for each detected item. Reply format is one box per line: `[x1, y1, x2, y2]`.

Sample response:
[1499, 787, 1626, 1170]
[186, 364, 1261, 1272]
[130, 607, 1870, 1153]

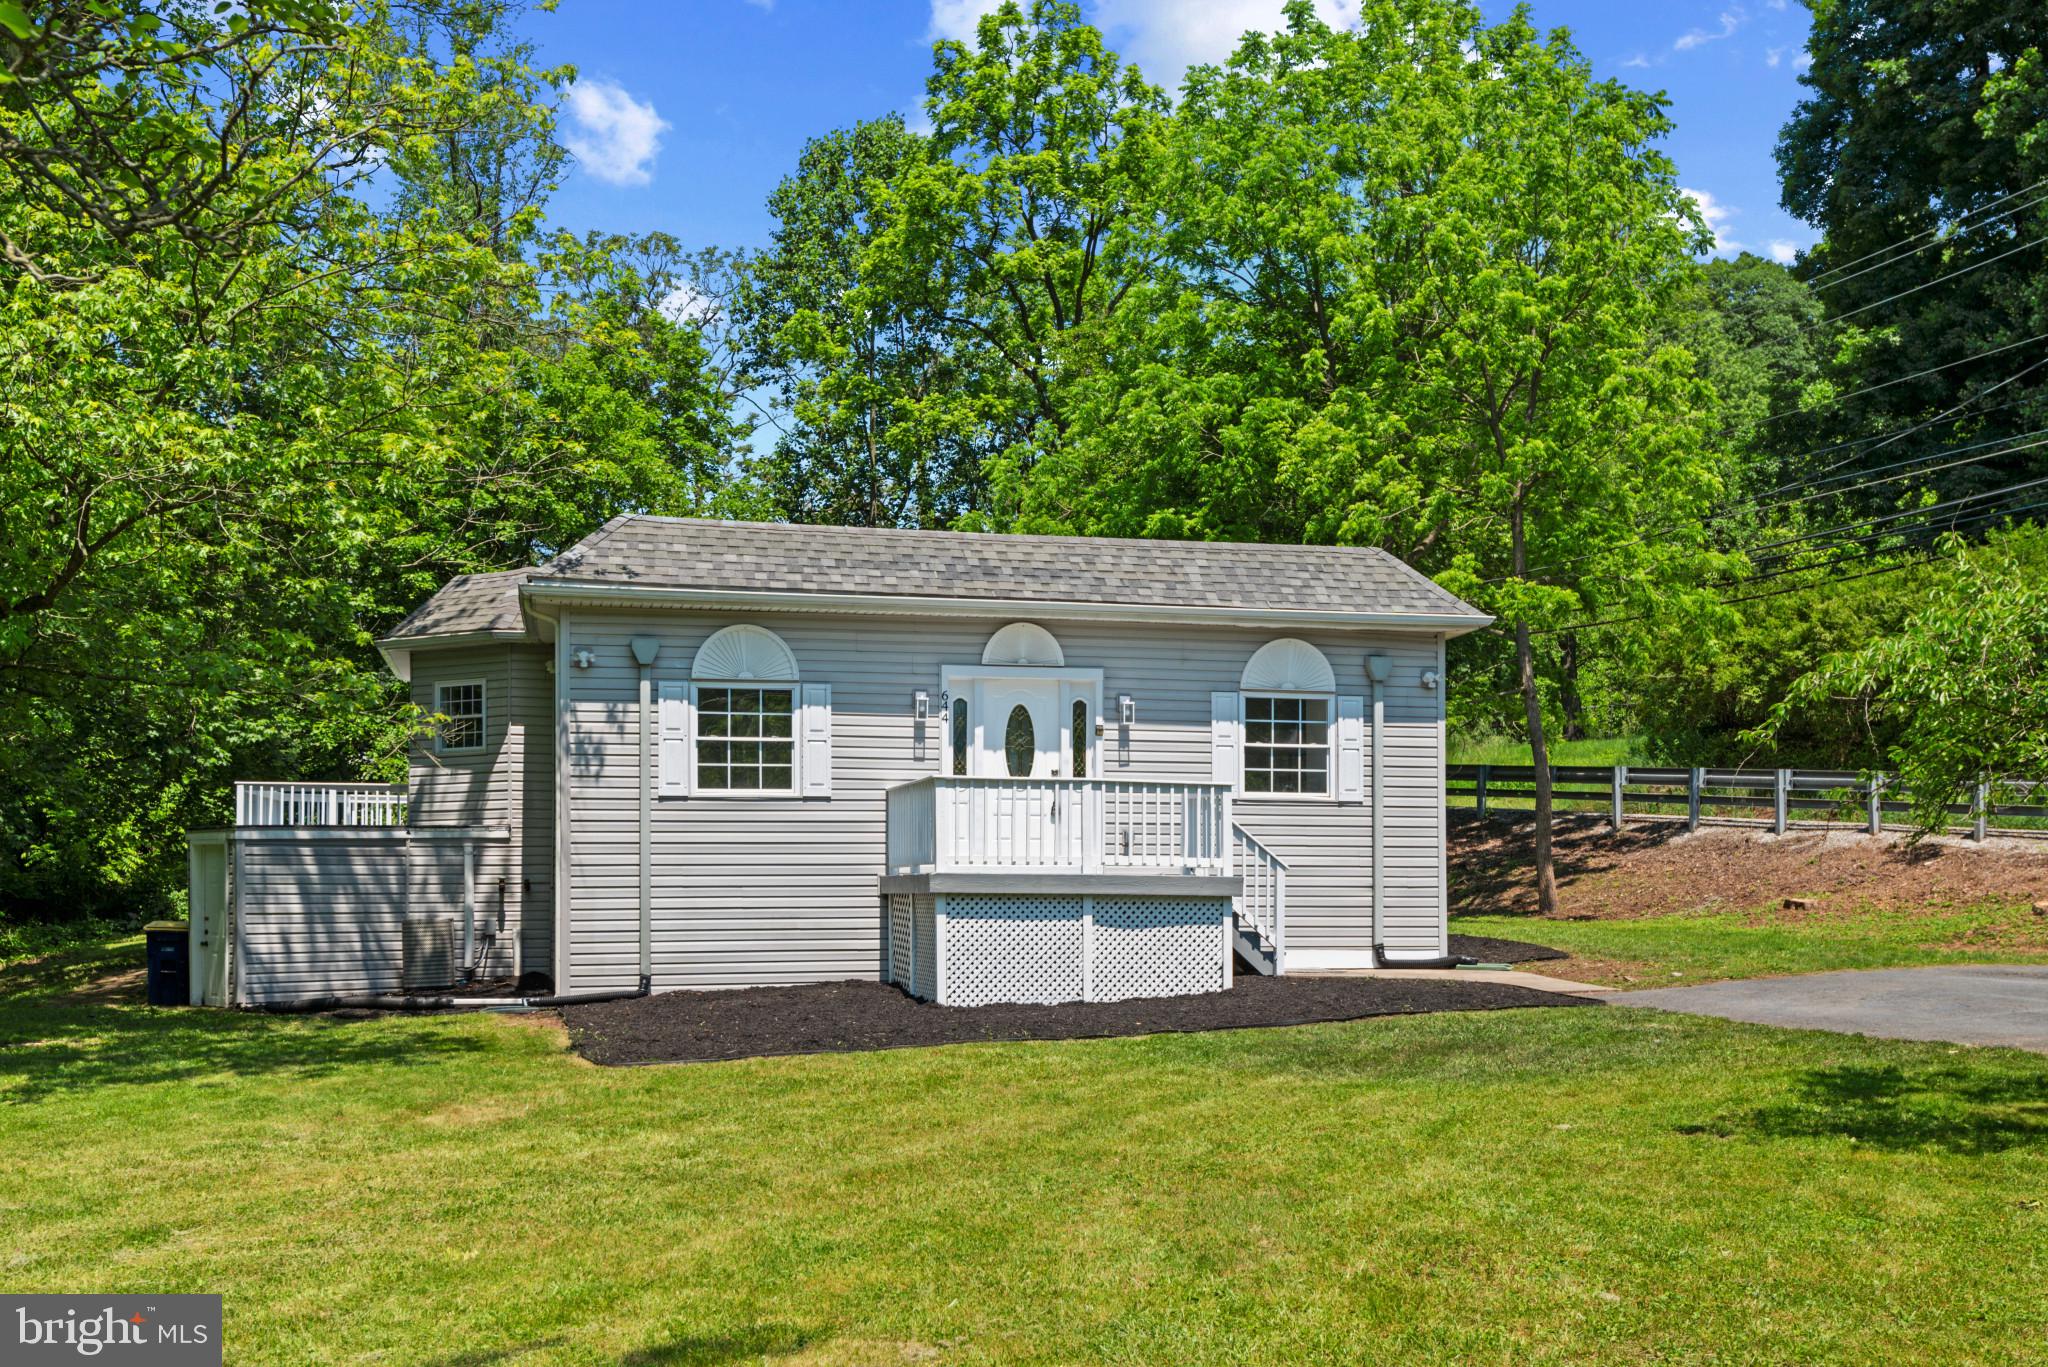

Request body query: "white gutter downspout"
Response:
[1365, 654, 1389, 960]
[631, 636, 660, 993]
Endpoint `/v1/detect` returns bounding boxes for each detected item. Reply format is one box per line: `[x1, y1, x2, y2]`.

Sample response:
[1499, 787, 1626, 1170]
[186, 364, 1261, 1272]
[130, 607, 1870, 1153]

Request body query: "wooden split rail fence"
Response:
[1447, 765, 2048, 841]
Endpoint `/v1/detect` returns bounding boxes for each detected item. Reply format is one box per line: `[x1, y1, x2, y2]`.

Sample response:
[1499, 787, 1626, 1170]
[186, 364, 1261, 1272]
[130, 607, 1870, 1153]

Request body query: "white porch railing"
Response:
[1232, 826, 1289, 970]
[234, 781, 408, 827]
[886, 777, 1233, 875]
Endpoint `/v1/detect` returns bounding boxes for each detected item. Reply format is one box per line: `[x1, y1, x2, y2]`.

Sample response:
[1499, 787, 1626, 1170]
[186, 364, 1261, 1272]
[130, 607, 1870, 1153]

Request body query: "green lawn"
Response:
[1456, 901, 2048, 986]
[1446, 734, 1644, 766]
[4, 936, 2047, 1365]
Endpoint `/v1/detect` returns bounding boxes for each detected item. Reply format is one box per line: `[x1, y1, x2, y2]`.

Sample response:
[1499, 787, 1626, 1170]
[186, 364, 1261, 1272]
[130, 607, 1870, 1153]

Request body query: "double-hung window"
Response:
[1243, 694, 1331, 795]
[434, 681, 485, 753]
[695, 685, 796, 792]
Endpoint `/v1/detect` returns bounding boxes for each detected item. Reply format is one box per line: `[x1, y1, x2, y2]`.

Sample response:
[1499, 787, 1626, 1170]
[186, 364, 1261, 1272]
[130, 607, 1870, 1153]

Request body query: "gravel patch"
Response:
[562, 974, 1597, 1066]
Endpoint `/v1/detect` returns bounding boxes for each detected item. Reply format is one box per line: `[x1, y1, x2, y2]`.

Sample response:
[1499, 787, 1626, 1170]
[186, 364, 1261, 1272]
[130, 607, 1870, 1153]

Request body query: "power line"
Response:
[1742, 469, 2048, 560]
[1802, 173, 2048, 287]
[1732, 330, 2048, 433]
[1526, 495, 2043, 638]
[1477, 427, 2048, 586]
[1826, 234, 2047, 326]
[1801, 353, 2048, 480]
[1809, 186, 2048, 293]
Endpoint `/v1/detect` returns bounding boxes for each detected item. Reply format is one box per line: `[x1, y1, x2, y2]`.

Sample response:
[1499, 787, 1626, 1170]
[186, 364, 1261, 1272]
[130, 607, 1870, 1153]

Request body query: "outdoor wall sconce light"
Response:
[1118, 695, 1136, 726]
[1420, 668, 1441, 690]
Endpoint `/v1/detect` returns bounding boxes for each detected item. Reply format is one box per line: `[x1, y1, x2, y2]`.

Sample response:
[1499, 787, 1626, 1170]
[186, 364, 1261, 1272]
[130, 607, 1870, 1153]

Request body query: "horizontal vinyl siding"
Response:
[558, 611, 1448, 991]
[233, 837, 409, 1000]
[408, 643, 552, 977]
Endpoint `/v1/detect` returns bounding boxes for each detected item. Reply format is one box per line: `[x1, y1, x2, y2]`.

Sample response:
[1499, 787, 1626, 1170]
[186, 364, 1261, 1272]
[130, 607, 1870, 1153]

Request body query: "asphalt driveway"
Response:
[1614, 965, 2048, 1054]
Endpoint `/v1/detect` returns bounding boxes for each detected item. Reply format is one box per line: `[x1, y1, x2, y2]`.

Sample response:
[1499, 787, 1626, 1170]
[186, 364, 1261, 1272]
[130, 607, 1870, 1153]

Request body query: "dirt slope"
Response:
[1452, 813, 2048, 921]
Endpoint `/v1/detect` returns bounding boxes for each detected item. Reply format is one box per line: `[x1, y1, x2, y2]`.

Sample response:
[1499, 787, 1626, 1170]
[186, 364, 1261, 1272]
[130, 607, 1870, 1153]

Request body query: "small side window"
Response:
[1072, 699, 1088, 778]
[435, 681, 485, 753]
[950, 697, 969, 776]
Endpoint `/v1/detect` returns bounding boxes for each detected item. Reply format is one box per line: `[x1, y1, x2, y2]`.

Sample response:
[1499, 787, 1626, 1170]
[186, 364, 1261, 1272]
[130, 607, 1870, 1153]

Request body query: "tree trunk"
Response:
[1559, 632, 1585, 742]
[1511, 501, 1560, 916]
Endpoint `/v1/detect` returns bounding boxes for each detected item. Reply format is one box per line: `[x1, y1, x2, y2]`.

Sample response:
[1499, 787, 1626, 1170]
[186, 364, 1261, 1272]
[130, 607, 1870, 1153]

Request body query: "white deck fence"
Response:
[886, 776, 1234, 875]
[233, 781, 408, 828]
[1450, 765, 2048, 841]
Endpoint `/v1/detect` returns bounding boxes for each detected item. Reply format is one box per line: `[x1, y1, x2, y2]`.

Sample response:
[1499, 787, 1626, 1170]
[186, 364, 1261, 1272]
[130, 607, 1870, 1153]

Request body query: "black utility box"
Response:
[144, 921, 190, 1006]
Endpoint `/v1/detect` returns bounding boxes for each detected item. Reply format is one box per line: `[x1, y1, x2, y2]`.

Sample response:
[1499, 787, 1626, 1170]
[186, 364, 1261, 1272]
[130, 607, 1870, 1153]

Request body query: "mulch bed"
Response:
[561, 974, 1596, 1066]
[1448, 933, 1569, 964]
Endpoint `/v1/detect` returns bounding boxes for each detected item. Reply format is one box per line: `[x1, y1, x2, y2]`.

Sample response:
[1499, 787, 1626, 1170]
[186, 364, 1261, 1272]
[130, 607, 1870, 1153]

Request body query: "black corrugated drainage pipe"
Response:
[256, 977, 651, 1014]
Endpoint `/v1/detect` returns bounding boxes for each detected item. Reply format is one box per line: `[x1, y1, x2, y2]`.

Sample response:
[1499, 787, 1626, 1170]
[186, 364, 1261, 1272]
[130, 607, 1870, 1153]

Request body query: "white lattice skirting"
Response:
[885, 892, 1232, 1006]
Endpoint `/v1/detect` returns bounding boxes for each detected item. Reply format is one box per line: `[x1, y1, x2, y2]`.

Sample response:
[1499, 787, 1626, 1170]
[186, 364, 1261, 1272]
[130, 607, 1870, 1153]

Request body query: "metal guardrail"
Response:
[1447, 765, 2048, 840]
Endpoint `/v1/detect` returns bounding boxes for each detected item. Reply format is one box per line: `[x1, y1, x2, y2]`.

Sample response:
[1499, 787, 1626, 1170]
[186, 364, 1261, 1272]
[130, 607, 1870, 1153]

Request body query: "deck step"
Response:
[1232, 922, 1277, 976]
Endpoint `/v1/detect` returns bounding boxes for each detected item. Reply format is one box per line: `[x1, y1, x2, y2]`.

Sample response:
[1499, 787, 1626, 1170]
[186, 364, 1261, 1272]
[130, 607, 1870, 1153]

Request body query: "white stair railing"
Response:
[1231, 825, 1288, 971]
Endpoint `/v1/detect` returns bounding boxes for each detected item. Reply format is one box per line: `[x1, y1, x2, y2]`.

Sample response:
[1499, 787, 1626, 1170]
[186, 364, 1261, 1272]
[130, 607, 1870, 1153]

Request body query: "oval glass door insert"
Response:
[1004, 704, 1035, 777]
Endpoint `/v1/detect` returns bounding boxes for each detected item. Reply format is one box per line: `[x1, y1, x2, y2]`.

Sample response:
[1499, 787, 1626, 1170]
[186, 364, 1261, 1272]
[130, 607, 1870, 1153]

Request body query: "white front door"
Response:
[972, 677, 1071, 864]
[974, 678, 1063, 778]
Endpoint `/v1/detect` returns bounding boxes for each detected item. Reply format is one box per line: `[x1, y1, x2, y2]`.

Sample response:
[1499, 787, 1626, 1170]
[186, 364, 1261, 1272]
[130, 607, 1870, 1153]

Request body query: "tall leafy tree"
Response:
[0, 0, 736, 918]
[1011, 1, 1724, 912]
[738, 116, 989, 526]
[1777, 0, 2048, 506]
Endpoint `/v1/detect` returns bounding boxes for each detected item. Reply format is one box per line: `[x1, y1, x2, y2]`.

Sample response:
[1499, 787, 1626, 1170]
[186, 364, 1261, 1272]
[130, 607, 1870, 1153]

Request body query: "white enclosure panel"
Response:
[1091, 897, 1230, 1002]
[939, 895, 1084, 1006]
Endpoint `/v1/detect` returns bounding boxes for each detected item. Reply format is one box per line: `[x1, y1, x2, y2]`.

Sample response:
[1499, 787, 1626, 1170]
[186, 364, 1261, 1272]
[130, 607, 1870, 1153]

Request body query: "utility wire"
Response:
[1809, 184, 2048, 292]
[1801, 352, 2048, 480]
[1726, 331, 2048, 435]
[1477, 427, 2048, 586]
[1741, 469, 2048, 560]
[1526, 495, 2045, 638]
[1801, 173, 2048, 286]
[1826, 234, 2046, 326]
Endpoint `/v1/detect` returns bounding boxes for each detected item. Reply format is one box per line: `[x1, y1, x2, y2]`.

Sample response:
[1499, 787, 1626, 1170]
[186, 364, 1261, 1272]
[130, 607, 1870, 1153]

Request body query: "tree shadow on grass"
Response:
[0, 941, 493, 1106]
[415, 1325, 816, 1367]
[1680, 1062, 2048, 1156]
[621, 1325, 818, 1366]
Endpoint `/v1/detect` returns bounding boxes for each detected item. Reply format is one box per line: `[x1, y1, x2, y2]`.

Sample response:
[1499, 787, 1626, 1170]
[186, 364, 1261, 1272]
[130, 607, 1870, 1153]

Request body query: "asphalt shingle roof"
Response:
[383, 569, 531, 642]
[384, 516, 1485, 642]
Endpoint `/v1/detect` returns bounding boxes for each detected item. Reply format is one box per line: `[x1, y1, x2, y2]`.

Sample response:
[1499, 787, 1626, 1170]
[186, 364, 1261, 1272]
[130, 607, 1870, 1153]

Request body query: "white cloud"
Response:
[1765, 46, 1784, 67]
[1681, 186, 1743, 257]
[1768, 239, 1800, 265]
[1675, 8, 1744, 52]
[928, 0, 1355, 85]
[1622, 52, 1654, 69]
[1794, 51, 1813, 72]
[562, 79, 669, 188]
[657, 284, 715, 325]
[1765, 0, 1787, 9]
[1094, 0, 1355, 83]
[927, 0, 1005, 43]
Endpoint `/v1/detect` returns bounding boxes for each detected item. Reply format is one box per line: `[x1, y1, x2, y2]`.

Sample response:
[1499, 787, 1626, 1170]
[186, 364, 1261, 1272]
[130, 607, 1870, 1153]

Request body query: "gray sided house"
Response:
[187, 517, 1490, 1008]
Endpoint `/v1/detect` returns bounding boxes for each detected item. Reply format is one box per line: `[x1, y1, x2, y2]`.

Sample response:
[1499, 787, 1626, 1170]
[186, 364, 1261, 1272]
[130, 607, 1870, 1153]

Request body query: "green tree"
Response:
[0, 0, 736, 919]
[738, 116, 990, 526]
[1777, 0, 2048, 504]
[1757, 527, 2048, 833]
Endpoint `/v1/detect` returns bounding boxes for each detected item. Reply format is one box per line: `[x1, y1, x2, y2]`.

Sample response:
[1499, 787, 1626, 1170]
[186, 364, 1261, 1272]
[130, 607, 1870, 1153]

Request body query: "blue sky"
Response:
[525, 0, 1820, 263]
